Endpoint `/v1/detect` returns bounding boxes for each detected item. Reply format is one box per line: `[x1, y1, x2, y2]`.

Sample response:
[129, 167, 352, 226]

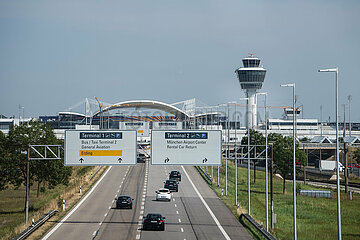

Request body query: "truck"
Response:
[317, 160, 344, 172]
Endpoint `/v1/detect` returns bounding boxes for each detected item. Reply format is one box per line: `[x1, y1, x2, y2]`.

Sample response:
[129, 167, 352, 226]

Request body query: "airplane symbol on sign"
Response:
[202, 158, 208, 163]
[164, 157, 170, 163]
[79, 158, 84, 163]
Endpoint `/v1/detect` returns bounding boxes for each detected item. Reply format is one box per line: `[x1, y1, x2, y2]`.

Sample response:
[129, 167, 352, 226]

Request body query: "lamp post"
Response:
[280, 83, 296, 240]
[348, 95, 352, 137]
[318, 67, 341, 240]
[257, 92, 269, 231]
[239, 97, 250, 213]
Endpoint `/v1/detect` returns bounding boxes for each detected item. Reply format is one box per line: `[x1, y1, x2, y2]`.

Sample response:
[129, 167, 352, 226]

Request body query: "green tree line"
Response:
[241, 129, 307, 193]
[0, 121, 72, 197]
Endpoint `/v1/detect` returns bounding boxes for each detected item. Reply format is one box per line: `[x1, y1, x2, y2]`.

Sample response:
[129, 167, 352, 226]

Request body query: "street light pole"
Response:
[234, 102, 238, 206]
[319, 68, 341, 240]
[281, 83, 296, 240]
[239, 97, 250, 214]
[258, 92, 268, 231]
[348, 95, 352, 137]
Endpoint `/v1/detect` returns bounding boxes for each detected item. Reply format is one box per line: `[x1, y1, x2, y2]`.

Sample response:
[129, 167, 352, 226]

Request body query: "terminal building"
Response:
[1, 98, 360, 143]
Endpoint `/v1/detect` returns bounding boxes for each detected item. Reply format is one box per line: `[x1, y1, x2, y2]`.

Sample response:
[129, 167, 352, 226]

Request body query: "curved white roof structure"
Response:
[93, 100, 189, 120]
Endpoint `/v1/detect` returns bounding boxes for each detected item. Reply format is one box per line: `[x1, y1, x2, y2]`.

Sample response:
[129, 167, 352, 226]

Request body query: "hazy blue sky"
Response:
[1, 0, 359, 122]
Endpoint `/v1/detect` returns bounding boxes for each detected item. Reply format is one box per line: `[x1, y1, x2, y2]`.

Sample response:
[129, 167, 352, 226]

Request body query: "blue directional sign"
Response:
[151, 130, 222, 165]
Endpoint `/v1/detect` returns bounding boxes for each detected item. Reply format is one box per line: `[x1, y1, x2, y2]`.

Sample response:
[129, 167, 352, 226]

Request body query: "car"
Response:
[137, 153, 146, 163]
[169, 170, 181, 182]
[164, 179, 178, 192]
[115, 195, 133, 209]
[143, 213, 165, 231]
[155, 188, 172, 201]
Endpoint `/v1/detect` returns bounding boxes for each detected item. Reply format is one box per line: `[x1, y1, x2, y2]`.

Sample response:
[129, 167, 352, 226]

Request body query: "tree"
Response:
[268, 133, 306, 193]
[0, 131, 10, 190]
[354, 148, 360, 164]
[4, 121, 72, 199]
[241, 129, 266, 183]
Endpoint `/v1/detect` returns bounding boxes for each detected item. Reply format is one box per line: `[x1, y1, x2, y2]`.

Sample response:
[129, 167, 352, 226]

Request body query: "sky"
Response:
[1, 0, 359, 123]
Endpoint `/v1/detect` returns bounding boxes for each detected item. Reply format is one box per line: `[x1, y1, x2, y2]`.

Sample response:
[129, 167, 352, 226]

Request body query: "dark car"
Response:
[137, 153, 146, 163]
[169, 170, 181, 182]
[164, 179, 178, 192]
[115, 195, 133, 209]
[143, 213, 165, 231]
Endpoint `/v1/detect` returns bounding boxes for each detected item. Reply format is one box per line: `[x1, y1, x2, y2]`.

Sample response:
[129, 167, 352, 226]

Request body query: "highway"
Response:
[42, 161, 252, 240]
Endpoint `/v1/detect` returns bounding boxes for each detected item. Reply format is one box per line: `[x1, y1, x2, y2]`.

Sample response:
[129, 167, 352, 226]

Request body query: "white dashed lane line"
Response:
[176, 211, 179, 214]
[181, 228, 184, 232]
[178, 218, 181, 223]
[93, 231, 97, 236]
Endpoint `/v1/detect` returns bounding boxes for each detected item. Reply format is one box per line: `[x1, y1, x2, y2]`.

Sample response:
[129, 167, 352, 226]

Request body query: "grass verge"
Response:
[197, 160, 360, 240]
[0, 166, 107, 240]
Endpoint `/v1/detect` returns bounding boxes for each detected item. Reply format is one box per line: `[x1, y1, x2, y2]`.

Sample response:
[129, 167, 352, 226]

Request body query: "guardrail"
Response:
[195, 166, 212, 185]
[89, 166, 102, 181]
[299, 189, 331, 198]
[13, 210, 58, 240]
[240, 214, 277, 240]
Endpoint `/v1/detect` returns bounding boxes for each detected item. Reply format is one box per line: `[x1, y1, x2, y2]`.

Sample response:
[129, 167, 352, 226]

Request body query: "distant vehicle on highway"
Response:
[155, 188, 172, 201]
[115, 195, 133, 209]
[137, 153, 146, 163]
[164, 179, 178, 192]
[169, 170, 181, 182]
[143, 213, 165, 231]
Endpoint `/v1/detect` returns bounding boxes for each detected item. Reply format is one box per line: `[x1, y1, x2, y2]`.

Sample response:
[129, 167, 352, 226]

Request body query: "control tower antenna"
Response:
[235, 54, 267, 129]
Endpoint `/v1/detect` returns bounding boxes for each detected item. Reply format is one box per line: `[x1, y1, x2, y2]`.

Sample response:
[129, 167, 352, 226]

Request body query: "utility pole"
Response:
[343, 104, 348, 193]
[270, 144, 274, 229]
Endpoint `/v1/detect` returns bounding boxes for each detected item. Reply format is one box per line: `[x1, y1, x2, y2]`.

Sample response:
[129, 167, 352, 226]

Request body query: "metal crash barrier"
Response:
[13, 210, 58, 240]
[299, 189, 331, 198]
[240, 214, 277, 240]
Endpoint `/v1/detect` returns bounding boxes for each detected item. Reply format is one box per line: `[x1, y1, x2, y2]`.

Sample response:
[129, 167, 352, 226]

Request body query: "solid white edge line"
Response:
[181, 166, 231, 240]
[41, 166, 112, 240]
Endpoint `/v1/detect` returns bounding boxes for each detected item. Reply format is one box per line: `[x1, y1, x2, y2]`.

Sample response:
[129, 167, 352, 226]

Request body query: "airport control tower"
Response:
[235, 54, 267, 129]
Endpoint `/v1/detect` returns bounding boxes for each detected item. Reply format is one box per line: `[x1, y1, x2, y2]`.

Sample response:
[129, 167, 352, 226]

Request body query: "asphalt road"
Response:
[42, 161, 252, 240]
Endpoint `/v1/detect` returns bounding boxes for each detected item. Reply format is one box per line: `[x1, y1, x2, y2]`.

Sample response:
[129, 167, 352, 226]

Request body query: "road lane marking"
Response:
[138, 221, 142, 225]
[140, 210, 143, 214]
[181, 227, 184, 232]
[136, 234, 140, 239]
[41, 167, 112, 240]
[173, 198, 175, 201]
[99, 222, 102, 226]
[104, 213, 107, 217]
[141, 206, 144, 209]
[179, 218, 181, 223]
[93, 231, 97, 236]
[181, 166, 231, 240]
[176, 211, 179, 214]
[108, 206, 111, 209]
[175, 204, 177, 207]
[139, 216, 143, 219]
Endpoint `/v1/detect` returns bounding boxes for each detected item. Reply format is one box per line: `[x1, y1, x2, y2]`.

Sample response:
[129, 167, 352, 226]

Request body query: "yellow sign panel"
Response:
[79, 150, 122, 157]
[137, 130, 144, 133]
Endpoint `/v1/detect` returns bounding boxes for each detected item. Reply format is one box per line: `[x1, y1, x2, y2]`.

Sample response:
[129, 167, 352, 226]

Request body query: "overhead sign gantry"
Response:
[65, 130, 137, 166]
[151, 130, 222, 165]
